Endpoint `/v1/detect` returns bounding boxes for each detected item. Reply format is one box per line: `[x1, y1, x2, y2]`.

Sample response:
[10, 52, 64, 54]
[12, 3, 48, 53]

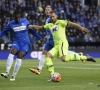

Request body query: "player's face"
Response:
[49, 13, 57, 23]
[45, 7, 52, 16]
[14, 14, 20, 23]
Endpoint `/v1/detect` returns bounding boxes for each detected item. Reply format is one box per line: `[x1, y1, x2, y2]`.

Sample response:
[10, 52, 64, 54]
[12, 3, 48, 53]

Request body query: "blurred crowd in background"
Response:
[0, 0, 100, 50]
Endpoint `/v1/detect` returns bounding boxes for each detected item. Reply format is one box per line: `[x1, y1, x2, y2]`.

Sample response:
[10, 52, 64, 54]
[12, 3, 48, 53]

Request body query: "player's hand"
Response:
[81, 27, 88, 32]
[45, 35, 50, 39]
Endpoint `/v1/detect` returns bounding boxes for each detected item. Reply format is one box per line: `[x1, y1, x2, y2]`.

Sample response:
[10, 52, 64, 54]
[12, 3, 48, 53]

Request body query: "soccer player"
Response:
[29, 10, 96, 79]
[0, 10, 41, 81]
[29, 5, 54, 75]
[29, 5, 84, 75]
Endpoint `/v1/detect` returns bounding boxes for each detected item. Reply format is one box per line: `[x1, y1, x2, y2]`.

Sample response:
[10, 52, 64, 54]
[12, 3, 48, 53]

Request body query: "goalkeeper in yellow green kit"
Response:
[28, 10, 96, 79]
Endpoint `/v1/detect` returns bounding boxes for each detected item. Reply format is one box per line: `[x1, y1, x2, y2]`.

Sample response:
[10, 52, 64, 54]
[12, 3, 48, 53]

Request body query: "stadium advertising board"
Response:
[0, 51, 100, 60]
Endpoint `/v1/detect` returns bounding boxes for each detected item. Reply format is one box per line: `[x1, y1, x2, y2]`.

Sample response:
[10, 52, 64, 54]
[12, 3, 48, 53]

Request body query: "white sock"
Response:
[68, 50, 79, 55]
[12, 58, 22, 77]
[38, 54, 45, 71]
[6, 53, 14, 74]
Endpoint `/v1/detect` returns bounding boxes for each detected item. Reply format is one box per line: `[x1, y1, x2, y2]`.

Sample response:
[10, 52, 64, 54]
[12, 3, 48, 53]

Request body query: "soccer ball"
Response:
[51, 72, 61, 82]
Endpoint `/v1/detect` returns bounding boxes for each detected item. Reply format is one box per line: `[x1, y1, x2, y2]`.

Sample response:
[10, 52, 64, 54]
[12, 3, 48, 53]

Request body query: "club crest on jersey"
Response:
[22, 23, 25, 26]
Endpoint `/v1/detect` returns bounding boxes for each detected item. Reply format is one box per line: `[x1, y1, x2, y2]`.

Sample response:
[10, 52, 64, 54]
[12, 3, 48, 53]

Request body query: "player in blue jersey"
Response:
[29, 5, 54, 75]
[0, 10, 41, 81]
[29, 5, 85, 75]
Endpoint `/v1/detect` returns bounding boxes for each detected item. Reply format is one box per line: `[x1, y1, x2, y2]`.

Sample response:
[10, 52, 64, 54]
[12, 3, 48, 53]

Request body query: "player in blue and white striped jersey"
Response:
[0, 10, 41, 81]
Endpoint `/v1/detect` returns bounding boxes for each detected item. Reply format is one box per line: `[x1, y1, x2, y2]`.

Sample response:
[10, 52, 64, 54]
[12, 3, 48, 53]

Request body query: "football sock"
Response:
[12, 58, 22, 77]
[38, 54, 45, 71]
[65, 54, 87, 61]
[6, 53, 14, 74]
[45, 57, 54, 75]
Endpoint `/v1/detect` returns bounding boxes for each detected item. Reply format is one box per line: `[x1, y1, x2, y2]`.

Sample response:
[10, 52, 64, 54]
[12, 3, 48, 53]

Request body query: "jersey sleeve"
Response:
[43, 24, 50, 30]
[0, 22, 11, 37]
[29, 29, 42, 39]
[60, 20, 68, 27]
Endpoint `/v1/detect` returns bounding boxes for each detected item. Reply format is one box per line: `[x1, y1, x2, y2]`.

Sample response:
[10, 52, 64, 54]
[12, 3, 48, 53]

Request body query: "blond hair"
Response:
[45, 5, 52, 9]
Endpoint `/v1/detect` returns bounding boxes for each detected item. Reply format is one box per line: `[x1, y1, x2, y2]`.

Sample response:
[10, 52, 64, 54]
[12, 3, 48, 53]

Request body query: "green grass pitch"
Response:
[0, 59, 100, 90]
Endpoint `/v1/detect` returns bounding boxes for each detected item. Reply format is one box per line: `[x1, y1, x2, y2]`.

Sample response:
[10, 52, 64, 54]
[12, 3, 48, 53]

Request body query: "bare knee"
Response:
[42, 50, 48, 56]
[61, 56, 66, 62]
[10, 48, 17, 55]
[17, 51, 25, 59]
[46, 52, 53, 58]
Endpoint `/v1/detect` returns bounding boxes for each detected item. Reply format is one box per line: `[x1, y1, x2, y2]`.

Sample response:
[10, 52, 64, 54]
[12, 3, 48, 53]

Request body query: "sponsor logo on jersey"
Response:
[13, 26, 26, 32]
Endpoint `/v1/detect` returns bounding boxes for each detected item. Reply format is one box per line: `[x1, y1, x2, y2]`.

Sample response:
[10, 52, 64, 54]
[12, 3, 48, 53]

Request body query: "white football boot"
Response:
[1, 73, 9, 78]
[10, 76, 16, 81]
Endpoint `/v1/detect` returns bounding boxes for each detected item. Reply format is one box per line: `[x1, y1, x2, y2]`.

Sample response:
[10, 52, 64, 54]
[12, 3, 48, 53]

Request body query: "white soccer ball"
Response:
[51, 72, 61, 82]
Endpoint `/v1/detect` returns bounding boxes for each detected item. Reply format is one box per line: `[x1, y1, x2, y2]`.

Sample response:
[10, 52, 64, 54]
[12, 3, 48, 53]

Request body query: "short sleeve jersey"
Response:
[44, 20, 68, 45]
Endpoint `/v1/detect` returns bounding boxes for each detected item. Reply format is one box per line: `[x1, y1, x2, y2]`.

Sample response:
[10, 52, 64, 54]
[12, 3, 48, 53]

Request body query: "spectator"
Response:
[0, 0, 100, 50]
[84, 33, 93, 42]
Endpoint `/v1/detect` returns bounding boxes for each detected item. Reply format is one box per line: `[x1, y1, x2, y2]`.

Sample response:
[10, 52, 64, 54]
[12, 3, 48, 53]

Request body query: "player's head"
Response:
[45, 5, 52, 16]
[13, 10, 21, 23]
[49, 10, 57, 23]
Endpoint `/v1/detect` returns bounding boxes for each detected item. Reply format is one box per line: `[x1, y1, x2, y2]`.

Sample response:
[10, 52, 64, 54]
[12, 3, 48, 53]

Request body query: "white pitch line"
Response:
[23, 65, 100, 70]
[58, 66, 100, 70]
[0, 64, 100, 70]
[83, 64, 100, 66]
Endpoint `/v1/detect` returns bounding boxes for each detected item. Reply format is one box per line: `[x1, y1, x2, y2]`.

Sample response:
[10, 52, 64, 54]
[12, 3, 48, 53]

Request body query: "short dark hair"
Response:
[13, 10, 20, 16]
[49, 10, 56, 14]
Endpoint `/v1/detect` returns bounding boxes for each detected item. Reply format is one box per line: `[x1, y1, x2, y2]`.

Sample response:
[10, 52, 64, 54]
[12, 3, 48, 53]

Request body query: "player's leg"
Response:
[30, 41, 54, 75]
[45, 45, 60, 81]
[68, 50, 85, 63]
[62, 53, 96, 62]
[38, 42, 54, 71]
[38, 50, 47, 70]
[29, 50, 47, 75]
[67, 50, 82, 60]
[45, 45, 58, 75]
[10, 44, 30, 81]
[1, 42, 19, 78]
[60, 42, 96, 62]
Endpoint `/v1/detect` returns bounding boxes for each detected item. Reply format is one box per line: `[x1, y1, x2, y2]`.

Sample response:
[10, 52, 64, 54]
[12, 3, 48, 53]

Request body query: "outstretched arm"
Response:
[29, 29, 42, 39]
[68, 21, 88, 32]
[28, 25, 43, 30]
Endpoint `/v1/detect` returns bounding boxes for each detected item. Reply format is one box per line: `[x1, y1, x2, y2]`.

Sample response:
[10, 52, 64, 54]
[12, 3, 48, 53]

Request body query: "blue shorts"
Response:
[10, 41, 30, 55]
[43, 40, 54, 51]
